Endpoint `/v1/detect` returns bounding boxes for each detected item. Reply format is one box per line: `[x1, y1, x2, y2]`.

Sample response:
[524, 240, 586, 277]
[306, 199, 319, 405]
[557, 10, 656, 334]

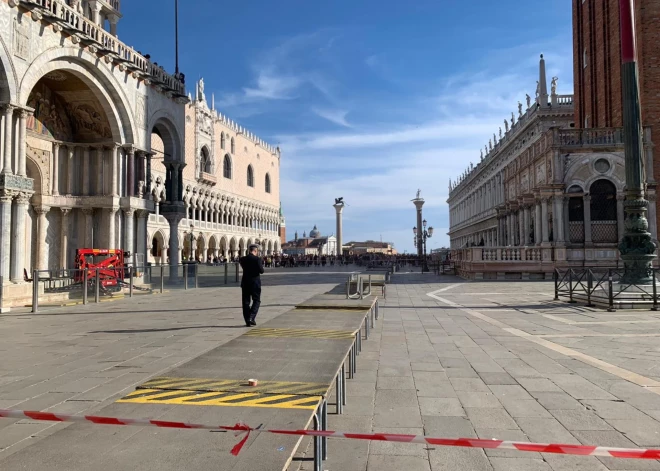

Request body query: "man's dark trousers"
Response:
[242, 278, 261, 324]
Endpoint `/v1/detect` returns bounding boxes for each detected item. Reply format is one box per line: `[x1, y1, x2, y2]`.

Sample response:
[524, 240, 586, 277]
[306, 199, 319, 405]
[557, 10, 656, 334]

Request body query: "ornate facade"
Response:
[147, 79, 282, 264]
[447, 55, 656, 279]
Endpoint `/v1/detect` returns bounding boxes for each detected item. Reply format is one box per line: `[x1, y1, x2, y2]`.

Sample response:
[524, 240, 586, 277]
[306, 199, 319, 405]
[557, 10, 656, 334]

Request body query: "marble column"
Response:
[66, 146, 75, 195]
[534, 201, 542, 246]
[107, 207, 118, 249]
[124, 209, 135, 255]
[82, 146, 90, 196]
[2, 105, 14, 175]
[60, 208, 70, 269]
[518, 210, 524, 246]
[96, 146, 104, 195]
[0, 190, 14, 282]
[35, 205, 50, 271]
[82, 208, 94, 247]
[555, 195, 566, 243]
[10, 192, 30, 280]
[126, 147, 135, 197]
[617, 194, 625, 241]
[111, 146, 119, 197]
[523, 205, 531, 245]
[52, 143, 60, 196]
[541, 198, 550, 243]
[583, 195, 592, 245]
[136, 211, 148, 262]
[145, 153, 153, 195]
[17, 110, 29, 177]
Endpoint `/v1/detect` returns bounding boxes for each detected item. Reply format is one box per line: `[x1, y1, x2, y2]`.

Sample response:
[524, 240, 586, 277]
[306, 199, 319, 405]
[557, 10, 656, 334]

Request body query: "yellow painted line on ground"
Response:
[23, 290, 168, 308]
[117, 388, 321, 410]
[245, 327, 356, 340]
[137, 377, 330, 396]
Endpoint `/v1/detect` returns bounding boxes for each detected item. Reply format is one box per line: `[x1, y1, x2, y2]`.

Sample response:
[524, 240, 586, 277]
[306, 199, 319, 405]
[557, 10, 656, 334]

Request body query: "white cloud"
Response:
[311, 108, 352, 127]
[243, 71, 301, 100]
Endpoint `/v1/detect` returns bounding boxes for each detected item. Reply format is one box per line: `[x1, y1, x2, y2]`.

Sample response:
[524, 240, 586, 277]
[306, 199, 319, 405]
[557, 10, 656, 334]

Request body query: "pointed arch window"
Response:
[265, 173, 271, 193]
[223, 154, 232, 179]
[200, 147, 211, 173]
[221, 132, 226, 150]
[247, 165, 254, 187]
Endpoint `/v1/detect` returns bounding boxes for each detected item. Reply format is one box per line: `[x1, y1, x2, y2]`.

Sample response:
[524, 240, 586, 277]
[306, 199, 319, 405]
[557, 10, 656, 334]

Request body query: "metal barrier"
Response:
[27, 263, 242, 313]
[554, 268, 659, 312]
[346, 272, 361, 299]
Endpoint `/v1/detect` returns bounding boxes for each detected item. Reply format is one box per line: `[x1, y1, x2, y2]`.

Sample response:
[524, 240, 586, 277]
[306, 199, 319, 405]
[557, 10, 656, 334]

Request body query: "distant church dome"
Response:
[310, 225, 320, 238]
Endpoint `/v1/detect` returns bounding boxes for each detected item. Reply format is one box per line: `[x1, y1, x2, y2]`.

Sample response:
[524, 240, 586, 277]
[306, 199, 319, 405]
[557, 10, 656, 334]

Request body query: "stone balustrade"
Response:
[556, 127, 625, 147]
[21, 0, 185, 96]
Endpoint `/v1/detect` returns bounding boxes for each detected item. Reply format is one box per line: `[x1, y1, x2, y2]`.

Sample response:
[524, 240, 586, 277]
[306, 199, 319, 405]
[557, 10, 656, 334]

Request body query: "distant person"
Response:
[239, 244, 264, 327]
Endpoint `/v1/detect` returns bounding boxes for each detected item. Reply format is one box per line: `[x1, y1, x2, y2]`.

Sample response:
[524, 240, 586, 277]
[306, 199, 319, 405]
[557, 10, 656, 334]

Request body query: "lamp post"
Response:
[413, 219, 434, 273]
[617, 0, 657, 284]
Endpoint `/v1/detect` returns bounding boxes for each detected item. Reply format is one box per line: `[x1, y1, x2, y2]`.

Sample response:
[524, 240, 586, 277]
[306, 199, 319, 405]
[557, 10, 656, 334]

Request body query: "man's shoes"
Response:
[249, 320, 257, 326]
[245, 322, 252, 327]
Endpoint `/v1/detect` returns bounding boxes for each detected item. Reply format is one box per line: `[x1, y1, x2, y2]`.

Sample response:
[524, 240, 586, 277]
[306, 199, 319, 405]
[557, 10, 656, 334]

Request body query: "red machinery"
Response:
[74, 249, 129, 291]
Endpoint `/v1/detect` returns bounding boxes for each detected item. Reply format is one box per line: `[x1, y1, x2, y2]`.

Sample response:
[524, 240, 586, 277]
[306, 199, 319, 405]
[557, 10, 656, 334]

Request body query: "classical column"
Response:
[0, 190, 14, 282]
[82, 208, 94, 247]
[96, 146, 104, 195]
[82, 146, 90, 196]
[10, 192, 30, 280]
[35, 205, 51, 271]
[518, 210, 524, 246]
[2, 105, 14, 175]
[413, 198, 424, 258]
[111, 145, 119, 197]
[66, 146, 75, 195]
[136, 210, 148, 262]
[534, 201, 542, 246]
[107, 207, 118, 249]
[126, 147, 135, 197]
[60, 208, 71, 269]
[124, 209, 135, 255]
[555, 194, 566, 244]
[523, 205, 531, 245]
[541, 198, 550, 243]
[583, 195, 592, 245]
[334, 202, 345, 257]
[145, 152, 153, 195]
[109, 14, 119, 35]
[617, 194, 625, 241]
[648, 192, 657, 240]
[52, 143, 60, 196]
[506, 213, 512, 245]
[17, 109, 29, 177]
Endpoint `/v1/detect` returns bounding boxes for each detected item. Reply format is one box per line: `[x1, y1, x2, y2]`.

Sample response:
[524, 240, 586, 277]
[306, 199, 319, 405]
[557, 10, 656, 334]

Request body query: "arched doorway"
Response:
[151, 230, 166, 265]
[196, 234, 205, 262]
[567, 185, 585, 244]
[220, 236, 228, 258]
[229, 237, 237, 260]
[590, 179, 617, 243]
[208, 235, 217, 262]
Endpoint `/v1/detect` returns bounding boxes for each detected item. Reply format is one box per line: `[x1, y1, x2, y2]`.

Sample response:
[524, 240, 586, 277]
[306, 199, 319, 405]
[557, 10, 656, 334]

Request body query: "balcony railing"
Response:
[22, 0, 185, 96]
[556, 128, 624, 147]
[108, 0, 120, 12]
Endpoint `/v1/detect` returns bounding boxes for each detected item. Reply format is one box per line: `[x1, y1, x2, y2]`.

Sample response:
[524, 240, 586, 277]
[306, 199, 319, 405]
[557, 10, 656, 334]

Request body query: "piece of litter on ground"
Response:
[248, 350, 253, 353]
[278, 446, 285, 452]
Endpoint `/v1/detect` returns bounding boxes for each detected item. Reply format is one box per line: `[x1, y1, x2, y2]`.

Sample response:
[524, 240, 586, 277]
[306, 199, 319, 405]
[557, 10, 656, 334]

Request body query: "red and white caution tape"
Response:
[2, 408, 660, 459]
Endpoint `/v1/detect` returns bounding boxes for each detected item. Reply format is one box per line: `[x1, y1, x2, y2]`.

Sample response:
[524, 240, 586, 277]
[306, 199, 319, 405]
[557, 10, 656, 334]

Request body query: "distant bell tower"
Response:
[279, 202, 286, 245]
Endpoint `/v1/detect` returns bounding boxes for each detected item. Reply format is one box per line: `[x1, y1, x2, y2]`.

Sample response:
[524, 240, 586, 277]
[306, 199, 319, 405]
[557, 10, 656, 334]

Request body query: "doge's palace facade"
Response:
[146, 79, 282, 264]
[0, 0, 189, 303]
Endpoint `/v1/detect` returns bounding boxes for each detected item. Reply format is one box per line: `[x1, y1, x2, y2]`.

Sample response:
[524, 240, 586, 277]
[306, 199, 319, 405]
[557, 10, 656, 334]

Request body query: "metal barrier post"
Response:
[129, 267, 134, 298]
[608, 269, 615, 312]
[95, 268, 100, 303]
[83, 268, 88, 305]
[653, 269, 658, 312]
[554, 269, 559, 300]
[341, 363, 347, 405]
[313, 412, 321, 471]
[586, 270, 594, 307]
[0, 275, 4, 313]
[183, 264, 188, 290]
[31, 270, 39, 313]
[568, 269, 575, 303]
[235, 263, 239, 283]
[194, 263, 199, 289]
[321, 399, 328, 460]
[224, 262, 228, 285]
[160, 265, 164, 293]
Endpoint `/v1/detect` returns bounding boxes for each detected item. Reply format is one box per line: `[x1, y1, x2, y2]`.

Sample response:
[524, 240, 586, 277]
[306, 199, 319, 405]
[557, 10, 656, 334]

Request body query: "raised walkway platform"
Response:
[0, 283, 380, 471]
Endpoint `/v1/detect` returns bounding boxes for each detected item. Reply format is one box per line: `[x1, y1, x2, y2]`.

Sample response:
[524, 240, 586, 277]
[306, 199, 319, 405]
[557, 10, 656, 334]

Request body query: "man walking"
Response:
[239, 244, 264, 327]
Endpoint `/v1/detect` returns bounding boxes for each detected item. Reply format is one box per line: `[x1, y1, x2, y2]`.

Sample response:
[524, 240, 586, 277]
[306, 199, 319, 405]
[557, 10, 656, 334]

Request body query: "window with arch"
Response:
[265, 173, 271, 193]
[247, 165, 254, 187]
[200, 147, 211, 173]
[221, 132, 225, 150]
[223, 154, 232, 179]
[590, 179, 618, 243]
[231, 138, 235, 154]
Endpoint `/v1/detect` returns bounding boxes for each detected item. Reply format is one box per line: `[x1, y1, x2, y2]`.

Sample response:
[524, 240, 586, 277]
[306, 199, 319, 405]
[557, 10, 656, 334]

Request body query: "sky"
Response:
[121, 0, 574, 254]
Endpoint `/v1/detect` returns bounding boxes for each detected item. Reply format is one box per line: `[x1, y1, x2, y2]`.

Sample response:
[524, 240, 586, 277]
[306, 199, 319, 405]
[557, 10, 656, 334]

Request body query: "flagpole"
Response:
[174, 0, 179, 75]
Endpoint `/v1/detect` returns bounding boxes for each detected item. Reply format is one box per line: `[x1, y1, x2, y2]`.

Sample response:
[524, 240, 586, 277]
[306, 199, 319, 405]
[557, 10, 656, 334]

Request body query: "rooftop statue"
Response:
[504, 119, 509, 132]
[551, 76, 558, 95]
[526, 94, 531, 108]
[518, 101, 523, 117]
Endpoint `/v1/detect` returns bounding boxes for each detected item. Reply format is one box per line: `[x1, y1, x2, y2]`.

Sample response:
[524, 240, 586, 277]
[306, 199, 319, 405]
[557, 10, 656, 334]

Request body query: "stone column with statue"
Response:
[333, 198, 345, 257]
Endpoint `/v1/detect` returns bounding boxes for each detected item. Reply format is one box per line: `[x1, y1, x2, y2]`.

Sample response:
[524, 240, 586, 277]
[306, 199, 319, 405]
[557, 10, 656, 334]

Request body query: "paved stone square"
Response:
[3, 268, 660, 470]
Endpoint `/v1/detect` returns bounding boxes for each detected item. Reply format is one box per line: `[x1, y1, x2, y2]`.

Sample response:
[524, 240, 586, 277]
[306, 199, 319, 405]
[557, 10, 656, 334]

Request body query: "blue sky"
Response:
[121, 0, 574, 253]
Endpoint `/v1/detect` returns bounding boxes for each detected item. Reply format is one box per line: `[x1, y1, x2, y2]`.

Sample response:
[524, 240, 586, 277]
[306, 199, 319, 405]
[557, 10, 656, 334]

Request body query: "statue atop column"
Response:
[551, 76, 558, 95]
[535, 81, 540, 101]
[416, 189, 421, 199]
[197, 78, 206, 103]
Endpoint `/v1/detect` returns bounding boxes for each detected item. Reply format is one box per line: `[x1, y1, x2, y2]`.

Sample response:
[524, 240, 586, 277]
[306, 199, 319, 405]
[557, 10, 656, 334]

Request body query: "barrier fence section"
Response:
[554, 268, 660, 312]
[29, 263, 241, 313]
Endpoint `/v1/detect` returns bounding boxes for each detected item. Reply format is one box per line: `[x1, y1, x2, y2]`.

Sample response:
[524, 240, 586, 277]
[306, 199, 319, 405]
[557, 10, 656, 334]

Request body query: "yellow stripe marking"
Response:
[137, 377, 330, 396]
[117, 388, 321, 410]
[244, 327, 355, 340]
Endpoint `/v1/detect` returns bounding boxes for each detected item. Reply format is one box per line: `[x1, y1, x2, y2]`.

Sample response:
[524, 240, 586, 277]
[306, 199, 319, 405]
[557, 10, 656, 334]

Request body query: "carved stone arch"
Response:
[0, 32, 18, 103]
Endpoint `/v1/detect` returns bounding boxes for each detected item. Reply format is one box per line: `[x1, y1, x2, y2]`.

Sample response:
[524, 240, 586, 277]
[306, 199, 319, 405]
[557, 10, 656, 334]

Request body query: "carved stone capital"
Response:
[35, 205, 51, 215]
[61, 207, 72, 216]
[18, 109, 32, 119]
[0, 189, 15, 203]
[15, 192, 31, 205]
[124, 208, 136, 217]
